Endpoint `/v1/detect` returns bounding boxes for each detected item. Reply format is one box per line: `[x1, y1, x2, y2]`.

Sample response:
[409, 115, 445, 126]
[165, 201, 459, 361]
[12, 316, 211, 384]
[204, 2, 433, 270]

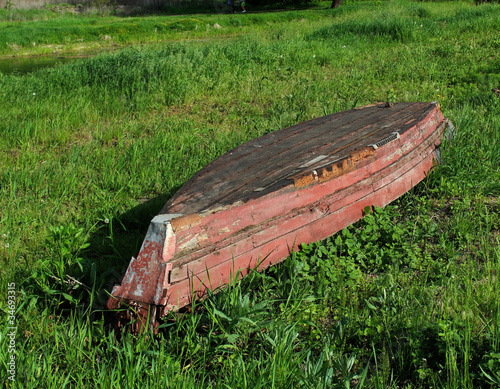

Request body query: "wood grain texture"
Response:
[108, 102, 447, 322]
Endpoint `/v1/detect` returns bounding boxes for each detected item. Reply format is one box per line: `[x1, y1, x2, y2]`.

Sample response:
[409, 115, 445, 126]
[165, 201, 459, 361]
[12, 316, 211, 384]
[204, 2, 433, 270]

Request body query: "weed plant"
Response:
[1, 1, 500, 387]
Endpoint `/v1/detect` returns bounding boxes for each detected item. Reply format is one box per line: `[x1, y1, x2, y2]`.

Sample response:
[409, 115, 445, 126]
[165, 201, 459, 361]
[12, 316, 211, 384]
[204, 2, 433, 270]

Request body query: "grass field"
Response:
[0, 3, 337, 57]
[1, 0, 500, 387]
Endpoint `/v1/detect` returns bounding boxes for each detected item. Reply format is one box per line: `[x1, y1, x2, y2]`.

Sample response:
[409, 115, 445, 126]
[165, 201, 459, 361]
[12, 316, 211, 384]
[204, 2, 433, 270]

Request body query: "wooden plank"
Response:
[166, 121, 443, 285]
[107, 102, 449, 326]
[165, 105, 443, 266]
[163, 103, 433, 214]
[160, 147, 437, 312]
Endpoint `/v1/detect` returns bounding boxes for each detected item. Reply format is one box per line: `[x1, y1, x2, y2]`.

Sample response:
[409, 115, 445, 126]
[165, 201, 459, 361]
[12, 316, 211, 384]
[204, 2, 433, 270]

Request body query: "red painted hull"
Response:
[107, 102, 451, 330]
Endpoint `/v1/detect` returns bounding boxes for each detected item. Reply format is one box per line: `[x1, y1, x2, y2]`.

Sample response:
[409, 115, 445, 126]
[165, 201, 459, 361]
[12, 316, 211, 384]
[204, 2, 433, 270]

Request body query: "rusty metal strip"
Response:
[291, 147, 375, 188]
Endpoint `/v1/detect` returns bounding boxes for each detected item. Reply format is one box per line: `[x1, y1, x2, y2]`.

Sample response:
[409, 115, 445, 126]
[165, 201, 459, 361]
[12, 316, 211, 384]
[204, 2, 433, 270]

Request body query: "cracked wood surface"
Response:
[162, 102, 436, 215]
[108, 102, 447, 319]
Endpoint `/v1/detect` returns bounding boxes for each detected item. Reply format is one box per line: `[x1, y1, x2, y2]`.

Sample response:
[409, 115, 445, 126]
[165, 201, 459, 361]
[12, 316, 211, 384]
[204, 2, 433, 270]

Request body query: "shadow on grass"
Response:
[88, 189, 182, 300]
[13, 188, 183, 332]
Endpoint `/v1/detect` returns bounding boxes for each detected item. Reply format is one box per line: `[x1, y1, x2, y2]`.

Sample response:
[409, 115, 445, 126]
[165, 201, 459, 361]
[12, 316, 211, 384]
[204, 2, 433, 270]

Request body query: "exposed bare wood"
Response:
[107, 102, 451, 333]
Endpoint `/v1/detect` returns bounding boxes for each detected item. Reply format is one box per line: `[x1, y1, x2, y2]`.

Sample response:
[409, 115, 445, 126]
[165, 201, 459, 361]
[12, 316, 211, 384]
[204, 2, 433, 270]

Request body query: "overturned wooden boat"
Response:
[108, 102, 452, 332]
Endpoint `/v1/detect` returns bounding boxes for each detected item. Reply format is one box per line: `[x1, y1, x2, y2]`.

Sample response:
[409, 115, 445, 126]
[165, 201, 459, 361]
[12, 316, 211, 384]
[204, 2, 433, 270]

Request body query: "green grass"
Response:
[0, 4, 338, 57]
[1, 1, 500, 387]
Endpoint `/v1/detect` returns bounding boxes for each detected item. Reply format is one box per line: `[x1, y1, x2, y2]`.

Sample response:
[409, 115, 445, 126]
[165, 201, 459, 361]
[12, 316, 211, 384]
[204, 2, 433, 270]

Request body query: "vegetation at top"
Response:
[0, 0, 500, 387]
[0, 1, 343, 57]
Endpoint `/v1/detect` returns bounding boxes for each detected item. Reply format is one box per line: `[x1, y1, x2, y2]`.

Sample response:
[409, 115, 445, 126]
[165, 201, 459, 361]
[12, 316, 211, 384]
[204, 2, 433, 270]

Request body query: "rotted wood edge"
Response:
[107, 109, 452, 332]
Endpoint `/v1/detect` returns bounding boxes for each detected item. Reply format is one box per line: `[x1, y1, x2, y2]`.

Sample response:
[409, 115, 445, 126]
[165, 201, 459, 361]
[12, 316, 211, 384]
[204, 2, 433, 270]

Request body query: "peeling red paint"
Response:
[107, 102, 451, 332]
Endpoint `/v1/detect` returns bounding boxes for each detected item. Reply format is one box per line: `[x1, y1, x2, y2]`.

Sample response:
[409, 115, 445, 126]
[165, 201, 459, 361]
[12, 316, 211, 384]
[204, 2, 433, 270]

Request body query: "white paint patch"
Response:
[178, 236, 199, 251]
[197, 233, 209, 242]
[219, 227, 230, 234]
[299, 155, 328, 168]
[152, 214, 184, 224]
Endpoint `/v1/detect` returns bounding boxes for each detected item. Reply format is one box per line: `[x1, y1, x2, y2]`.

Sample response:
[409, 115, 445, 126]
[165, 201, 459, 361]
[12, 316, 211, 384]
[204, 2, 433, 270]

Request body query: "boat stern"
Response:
[107, 214, 182, 329]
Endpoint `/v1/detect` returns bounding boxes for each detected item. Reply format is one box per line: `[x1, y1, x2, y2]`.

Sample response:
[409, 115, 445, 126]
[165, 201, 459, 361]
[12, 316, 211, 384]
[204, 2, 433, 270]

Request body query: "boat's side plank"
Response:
[167, 108, 443, 269]
[161, 147, 438, 313]
[107, 102, 448, 320]
[108, 119, 441, 310]
[167, 122, 443, 287]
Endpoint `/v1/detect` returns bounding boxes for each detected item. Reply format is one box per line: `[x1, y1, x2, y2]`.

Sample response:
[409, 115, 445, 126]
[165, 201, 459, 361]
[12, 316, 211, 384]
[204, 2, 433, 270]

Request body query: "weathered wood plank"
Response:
[108, 102, 450, 331]
[163, 102, 432, 214]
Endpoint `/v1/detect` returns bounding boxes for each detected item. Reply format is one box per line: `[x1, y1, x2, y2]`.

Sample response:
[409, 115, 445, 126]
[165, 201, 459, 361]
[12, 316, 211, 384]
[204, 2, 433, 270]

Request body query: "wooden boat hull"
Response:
[107, 102, 451, 331]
